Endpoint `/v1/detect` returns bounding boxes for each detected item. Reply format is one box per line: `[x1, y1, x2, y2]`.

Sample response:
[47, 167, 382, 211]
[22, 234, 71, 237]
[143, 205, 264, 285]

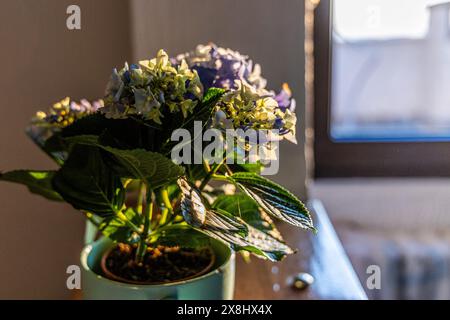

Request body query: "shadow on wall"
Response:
[0, 0, 131, 299]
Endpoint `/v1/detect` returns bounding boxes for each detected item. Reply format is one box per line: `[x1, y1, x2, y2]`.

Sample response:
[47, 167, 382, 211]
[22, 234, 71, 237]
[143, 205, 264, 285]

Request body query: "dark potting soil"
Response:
[104, 243, 214, 284]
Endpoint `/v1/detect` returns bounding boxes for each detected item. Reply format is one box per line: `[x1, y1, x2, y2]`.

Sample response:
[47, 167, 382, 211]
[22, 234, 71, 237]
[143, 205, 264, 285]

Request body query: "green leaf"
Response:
[63, 135, 185, 188]
[202, 87, 227, 104]
[198, 220, 293, 261]
[213, 193, 261, 221]
[178, 87, 226, 130]
[225, 162, 263, 174]
[218, 150, 263, 175]
[177, 177, 292, 261]
[45, 113, 163, 154]
[52, 145, 125, 218]
[151, 224, 212, 248]
[159, 87, 226, 155]
[101, 148, 185, 188]
[99, 208, 143, 244]
[233, 226, 295, 261]
[63, 134, 99, 147]
[227, 172, 315, 231]
[0, 170, 63, 201]
[197, 87, 226, 122]
[212, 194, 283, 241]
[212, 194, 294, 261]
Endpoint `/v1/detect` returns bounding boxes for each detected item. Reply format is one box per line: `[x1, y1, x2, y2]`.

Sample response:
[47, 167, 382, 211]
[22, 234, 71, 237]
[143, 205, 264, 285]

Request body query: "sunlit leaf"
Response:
[227, 172, 315, 231]
[0, 170, 62, 201]
[63, 135, 185, 188]
[212, 194, 283, 241]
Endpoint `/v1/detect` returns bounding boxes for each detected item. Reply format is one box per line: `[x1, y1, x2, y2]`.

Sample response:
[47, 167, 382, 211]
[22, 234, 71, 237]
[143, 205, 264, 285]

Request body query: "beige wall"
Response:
[0, 0, 131, 298]
[0, 0, 305, 298]
[131, 0, 307, 197]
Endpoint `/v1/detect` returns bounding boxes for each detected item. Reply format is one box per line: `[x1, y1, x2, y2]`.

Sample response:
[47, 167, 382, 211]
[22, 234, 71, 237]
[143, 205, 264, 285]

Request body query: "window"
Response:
[313, 0, 450, 177]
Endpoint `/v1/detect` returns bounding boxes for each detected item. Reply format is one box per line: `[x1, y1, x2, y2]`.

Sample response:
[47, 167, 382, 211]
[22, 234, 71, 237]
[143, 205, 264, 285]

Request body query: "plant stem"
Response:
[202, 158, 211, 173]
[211, 174, 229, 182]
[223, 163, 234, 175]
[159, 188, 173, 225]
[159, 208, 169, 225]
[83, 212, 100, 227]
[136, 181, 145, 215]
[122, 179, 133, 189]
[116, 210, 141, 234]
[199, 156, 228, 191]
[136, 186, 153, 263]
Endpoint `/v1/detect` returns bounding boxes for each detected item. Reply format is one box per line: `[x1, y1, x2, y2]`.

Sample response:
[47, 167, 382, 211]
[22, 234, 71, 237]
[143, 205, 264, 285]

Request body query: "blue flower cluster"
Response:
[176, 44, 297, 142]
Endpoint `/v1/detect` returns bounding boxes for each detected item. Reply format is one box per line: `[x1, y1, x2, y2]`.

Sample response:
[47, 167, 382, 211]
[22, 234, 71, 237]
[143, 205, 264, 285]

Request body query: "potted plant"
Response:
[0, 44, 315, 299]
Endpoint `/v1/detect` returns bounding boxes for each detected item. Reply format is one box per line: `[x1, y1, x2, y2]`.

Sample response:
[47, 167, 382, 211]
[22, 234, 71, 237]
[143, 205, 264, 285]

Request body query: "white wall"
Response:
[0, 0, 132, 299]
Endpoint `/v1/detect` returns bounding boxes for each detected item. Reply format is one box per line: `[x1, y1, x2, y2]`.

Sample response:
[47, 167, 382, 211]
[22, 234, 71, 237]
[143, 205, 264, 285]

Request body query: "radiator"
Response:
[339, 227, 450, 300]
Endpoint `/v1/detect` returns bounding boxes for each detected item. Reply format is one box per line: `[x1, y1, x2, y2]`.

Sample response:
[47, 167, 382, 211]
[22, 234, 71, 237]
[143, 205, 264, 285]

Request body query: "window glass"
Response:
[331, 0, 450, 141]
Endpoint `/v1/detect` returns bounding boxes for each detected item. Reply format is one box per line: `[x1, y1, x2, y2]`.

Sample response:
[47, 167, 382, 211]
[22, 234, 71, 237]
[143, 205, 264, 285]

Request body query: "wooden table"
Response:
[234, 200, 367, 300]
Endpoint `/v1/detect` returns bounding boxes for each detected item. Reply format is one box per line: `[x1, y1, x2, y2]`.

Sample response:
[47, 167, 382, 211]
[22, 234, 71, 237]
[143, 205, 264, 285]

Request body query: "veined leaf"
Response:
[212, 194, 294, 261]
[102, 148, 184, 188]
[0, 170, 62, 201]
[52, 145, 125, 218]
[233, 225, 295, 261]
[198, 222, 293, 261]
[202, 87, 227, 104]
[227, 172, 315, 231]
[177, 177, 292, 261]
[212, 194, 283, 241]
[63, 135, 185, 188]
[178, 178, 247, 235]
[150, 224, 212, 249]
[178, 177, 207, 226]
[205, 209, 248, 236]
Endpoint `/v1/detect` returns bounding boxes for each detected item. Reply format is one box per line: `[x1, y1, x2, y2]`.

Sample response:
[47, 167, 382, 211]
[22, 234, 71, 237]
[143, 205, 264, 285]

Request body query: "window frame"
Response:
[313, 0, 450, 177]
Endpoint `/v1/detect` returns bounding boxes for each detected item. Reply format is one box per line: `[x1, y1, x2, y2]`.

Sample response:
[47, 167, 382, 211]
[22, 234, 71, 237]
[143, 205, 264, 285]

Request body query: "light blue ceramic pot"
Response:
[80, 223, 235, 300]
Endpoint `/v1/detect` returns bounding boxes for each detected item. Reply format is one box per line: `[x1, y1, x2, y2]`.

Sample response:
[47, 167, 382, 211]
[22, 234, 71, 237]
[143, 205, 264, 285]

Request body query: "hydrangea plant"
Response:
[0, 44, 314, 265]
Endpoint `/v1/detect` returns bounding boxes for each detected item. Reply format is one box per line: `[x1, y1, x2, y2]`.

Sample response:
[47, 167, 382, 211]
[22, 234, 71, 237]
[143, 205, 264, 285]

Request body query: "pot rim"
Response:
[81, 237, 234, 288]
[99, 245, 216, 285]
